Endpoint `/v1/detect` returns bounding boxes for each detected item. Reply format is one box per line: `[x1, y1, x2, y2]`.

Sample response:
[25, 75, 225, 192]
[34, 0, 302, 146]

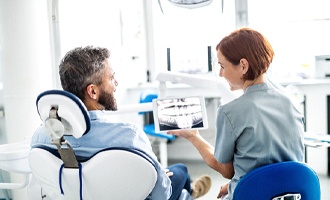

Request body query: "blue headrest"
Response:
[36, 90, 90, 139]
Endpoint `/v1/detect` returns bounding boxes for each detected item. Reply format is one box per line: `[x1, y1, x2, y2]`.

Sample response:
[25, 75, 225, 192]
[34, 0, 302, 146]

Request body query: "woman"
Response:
[168, 28, 304, 199]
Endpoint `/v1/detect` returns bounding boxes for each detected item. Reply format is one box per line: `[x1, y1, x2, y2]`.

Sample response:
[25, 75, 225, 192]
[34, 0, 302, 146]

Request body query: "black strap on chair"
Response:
[52, 139, 79, 168]
[48, 106, 79, 168]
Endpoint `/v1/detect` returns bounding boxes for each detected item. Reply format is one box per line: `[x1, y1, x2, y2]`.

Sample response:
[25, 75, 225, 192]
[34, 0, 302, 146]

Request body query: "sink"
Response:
[0, 140, 31, 174]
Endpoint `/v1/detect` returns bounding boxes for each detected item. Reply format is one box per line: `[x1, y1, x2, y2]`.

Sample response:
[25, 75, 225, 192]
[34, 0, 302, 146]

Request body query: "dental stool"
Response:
[28, 90, 157, 200]
[233, 161, 321, 200]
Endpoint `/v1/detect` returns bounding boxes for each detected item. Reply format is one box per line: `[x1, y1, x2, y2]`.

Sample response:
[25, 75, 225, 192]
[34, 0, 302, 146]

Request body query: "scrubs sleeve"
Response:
[214, 109, 236, 164]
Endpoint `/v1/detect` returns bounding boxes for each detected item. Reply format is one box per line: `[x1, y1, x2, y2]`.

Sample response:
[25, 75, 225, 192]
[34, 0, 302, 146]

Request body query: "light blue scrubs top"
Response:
[214, 81, 305, 200]
[31, 110, 172, 200]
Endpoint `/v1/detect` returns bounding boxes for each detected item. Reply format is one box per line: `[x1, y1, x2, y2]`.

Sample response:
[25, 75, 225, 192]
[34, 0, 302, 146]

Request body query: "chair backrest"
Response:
[233, 161, 321, 200]
[29, 147, 157, 200]
[29, 90, 157, 199]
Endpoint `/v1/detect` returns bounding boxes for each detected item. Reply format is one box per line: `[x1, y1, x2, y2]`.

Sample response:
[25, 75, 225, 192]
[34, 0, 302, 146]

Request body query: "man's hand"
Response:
[165, 169, 173, 177]
[217, 182, 229, 199]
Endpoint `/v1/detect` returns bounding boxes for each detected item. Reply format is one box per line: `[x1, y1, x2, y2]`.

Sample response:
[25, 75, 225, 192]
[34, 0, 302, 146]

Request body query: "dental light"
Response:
[166, 0, 213, 9]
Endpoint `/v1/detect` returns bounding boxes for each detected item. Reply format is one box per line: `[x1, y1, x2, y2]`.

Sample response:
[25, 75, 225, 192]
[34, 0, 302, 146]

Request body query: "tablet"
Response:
[152, 96, 208, 132]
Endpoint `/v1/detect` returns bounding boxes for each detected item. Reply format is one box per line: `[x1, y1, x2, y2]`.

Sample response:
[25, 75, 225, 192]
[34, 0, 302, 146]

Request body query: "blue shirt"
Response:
[214, 81, 305, 200]
[31, 110, 172, 200]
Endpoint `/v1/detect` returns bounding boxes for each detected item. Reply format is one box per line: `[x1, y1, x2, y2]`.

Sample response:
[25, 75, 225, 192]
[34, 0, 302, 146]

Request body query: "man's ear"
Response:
[86, 84, 98, 100]
[240, 58, 249, 75]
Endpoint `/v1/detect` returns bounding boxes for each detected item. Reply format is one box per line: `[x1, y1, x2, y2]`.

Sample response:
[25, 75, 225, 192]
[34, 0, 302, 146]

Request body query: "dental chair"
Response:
[233, 161, 321, 200]
[28, 90, 158, 200]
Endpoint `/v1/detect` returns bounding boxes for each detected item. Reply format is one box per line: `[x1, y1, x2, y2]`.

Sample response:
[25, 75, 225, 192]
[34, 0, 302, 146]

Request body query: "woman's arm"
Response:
[168, 130, 234, 179]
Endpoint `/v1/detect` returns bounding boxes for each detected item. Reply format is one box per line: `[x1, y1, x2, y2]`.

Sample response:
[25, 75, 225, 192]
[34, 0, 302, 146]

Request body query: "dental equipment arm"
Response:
[156, 71, 237, 103]
[106, 71, 237, 115]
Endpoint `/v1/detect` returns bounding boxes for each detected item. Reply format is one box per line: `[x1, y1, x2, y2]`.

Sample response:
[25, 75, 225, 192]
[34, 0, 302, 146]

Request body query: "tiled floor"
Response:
[169, 159, 330, 200]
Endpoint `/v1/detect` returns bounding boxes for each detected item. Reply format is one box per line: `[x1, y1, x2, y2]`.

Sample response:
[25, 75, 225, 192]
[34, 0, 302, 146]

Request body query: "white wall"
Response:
[294, 83, 330, 175]
[0, 0, 54, 199]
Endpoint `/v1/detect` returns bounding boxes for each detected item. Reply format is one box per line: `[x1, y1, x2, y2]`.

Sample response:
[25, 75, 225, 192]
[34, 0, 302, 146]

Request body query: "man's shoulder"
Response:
[92, 121, 144, 136]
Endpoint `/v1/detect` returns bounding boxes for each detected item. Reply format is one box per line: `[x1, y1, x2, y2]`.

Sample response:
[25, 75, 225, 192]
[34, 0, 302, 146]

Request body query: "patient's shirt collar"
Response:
[88, 110, 107, 120]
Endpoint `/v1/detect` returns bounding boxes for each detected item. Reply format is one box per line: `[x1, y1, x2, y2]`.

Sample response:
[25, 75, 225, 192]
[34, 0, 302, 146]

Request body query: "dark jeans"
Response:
[168, 163, 192, 200]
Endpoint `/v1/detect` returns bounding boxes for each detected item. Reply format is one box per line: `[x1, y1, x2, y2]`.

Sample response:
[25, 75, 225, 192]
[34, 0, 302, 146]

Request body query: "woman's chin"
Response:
[229, 85, 235, 91]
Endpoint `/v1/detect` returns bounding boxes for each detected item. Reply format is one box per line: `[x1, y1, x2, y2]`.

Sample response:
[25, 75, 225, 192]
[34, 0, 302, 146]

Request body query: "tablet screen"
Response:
[152, 96, 208, 132]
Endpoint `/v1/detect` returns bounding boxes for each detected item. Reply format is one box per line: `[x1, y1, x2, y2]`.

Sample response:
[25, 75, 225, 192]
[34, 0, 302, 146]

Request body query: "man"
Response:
[31, 46, 211, 200]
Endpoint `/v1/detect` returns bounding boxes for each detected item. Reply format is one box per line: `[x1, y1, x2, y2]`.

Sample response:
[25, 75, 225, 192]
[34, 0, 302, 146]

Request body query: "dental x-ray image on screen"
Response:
[152, 96, 208, 132]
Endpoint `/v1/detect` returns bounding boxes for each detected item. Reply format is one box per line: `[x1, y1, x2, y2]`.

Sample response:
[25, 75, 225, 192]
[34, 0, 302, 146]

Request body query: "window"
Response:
[58, 0, 147, 88]
[248, 0, 330, 81]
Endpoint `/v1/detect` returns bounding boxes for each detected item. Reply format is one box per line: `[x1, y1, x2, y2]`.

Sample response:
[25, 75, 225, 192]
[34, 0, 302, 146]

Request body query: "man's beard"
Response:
[98, 88, 117, 111]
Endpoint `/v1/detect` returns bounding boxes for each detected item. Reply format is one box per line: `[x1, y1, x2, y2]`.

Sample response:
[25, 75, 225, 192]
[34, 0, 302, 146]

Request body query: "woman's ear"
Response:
[86, 84, 98, 100]
[240, 58, 249, 75]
